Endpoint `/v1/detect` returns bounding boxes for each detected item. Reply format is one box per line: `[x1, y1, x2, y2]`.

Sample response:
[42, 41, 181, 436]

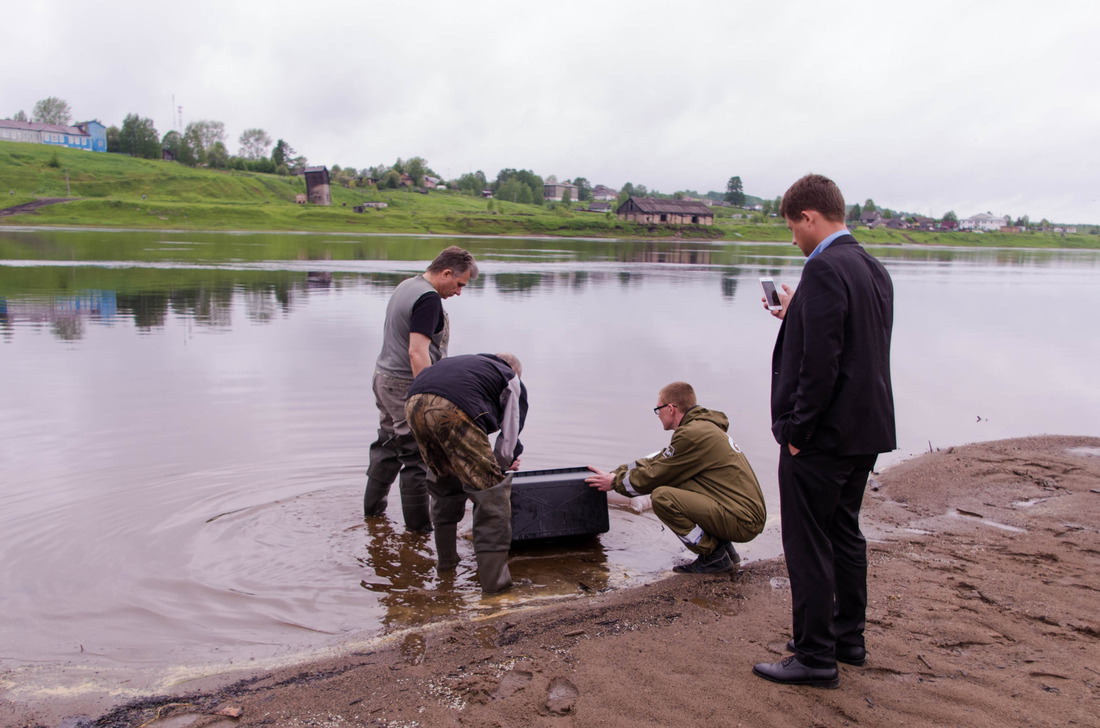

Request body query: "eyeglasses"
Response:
[653, 403, 672, 415]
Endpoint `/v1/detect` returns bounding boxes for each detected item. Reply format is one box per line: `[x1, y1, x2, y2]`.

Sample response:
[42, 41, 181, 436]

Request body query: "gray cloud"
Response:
[4, 0, 1098, 223]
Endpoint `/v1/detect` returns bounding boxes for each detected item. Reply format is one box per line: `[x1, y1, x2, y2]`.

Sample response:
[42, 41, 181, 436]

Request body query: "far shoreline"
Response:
[3, 220, 1099, 255]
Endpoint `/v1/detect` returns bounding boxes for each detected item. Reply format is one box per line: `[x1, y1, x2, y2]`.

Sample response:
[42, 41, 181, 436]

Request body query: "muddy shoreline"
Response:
[5, 435, 1099, 728]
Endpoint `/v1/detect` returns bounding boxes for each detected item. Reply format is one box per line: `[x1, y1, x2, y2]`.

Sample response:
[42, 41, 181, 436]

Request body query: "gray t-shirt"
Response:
[375, 275, 450, 379]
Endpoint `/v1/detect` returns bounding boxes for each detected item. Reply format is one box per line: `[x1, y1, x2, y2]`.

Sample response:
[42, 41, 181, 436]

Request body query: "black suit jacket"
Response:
[770, 235, 896, 456]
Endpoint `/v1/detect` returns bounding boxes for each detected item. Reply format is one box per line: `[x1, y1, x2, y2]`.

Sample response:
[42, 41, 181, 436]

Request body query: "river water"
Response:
[2, 229, 1099, 697]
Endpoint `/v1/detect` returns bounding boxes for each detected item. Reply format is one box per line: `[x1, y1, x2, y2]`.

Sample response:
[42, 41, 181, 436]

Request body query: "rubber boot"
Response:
[396, 434, 432, 533]
[363, 477, 391, 518]
[475, 550, 512, 594]
[434, 523, 459, 573]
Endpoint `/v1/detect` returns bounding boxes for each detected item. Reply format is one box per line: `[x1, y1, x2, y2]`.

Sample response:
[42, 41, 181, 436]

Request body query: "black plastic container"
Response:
[510, 466, 609, 542]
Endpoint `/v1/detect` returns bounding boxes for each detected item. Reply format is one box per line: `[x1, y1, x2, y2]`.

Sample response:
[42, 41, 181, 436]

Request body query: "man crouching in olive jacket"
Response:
[586, 381, 766, 573]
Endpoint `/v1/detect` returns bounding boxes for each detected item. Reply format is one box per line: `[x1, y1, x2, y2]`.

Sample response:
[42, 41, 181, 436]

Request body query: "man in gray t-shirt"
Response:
[363, 246, 478, 532]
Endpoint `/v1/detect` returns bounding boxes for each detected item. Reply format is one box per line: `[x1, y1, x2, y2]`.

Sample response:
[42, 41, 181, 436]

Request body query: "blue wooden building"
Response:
[0, 119, 107, 152]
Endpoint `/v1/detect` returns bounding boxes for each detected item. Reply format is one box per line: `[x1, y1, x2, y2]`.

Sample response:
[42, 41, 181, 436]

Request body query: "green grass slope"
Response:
[2, 141, 1096, 248]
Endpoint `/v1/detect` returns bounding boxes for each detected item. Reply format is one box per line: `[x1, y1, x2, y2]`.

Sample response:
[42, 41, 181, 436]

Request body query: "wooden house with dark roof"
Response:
[303, 166, 331, 206]
[860, 210, 883, 228]
[591, 184, 619, 201]
[617, 197, 713, 226]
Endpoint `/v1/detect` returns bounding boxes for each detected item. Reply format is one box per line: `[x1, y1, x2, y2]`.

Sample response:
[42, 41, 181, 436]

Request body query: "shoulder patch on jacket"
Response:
[662, 444, 675, 458]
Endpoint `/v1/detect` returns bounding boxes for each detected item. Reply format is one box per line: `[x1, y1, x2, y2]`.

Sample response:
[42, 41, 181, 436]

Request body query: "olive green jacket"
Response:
[612, 407, 766, 533]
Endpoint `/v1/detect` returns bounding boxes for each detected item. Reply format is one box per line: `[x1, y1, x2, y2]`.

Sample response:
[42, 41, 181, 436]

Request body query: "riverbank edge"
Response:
[6, 433, 1099, 728]
[2, 200, 1098, 249]
[3, 219, 1098, 254]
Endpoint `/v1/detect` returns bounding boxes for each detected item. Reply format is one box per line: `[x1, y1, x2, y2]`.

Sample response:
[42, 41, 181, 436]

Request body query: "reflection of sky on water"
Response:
[2, 231, 1100, 690]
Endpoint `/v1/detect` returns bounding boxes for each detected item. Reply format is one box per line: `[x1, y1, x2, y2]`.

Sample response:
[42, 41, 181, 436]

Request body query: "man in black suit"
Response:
[753, 174, 895, 689]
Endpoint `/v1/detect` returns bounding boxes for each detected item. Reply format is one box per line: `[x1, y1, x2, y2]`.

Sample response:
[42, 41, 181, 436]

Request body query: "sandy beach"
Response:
[6, 434, 1099, 728]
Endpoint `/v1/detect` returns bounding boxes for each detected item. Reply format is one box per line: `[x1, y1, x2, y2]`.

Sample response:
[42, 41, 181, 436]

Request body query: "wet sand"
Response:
[5, 435, 1099, 728]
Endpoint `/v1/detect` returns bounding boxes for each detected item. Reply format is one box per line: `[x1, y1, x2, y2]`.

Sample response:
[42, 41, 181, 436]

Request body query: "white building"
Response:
[591, 184, 619, 201]
[959, 212, 1010, 231]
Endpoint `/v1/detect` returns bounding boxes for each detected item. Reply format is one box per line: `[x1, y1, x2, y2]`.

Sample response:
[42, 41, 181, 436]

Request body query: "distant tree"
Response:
[118, 113, 160, 158]
[271, 139, 296, 168]
[456, 171, 488, 196]
[762, 199, 774, 216]
[862, 199, 876, 213]
[634, 184, 649, 197]
[493, 169, 542, 204]
[1015, 215, 1030, 227]
[620, 182, 635, 198]
[162, 130, 196, 166]
[189, 120, 226, 148]
[162, 130, 181, 156]
[183, 120, 225, 164]
[287, 155, 308, 174]
[497, 178, 530, 203]
[206, 141, 229, 168]
[105, 125, 121, 153]
[572, 177, 591, 201]
[673, 191, 685, 200]
[33, 97, 72, 125]
[406, 157, 427, 187]
[847, 204, 861, 222]
[942, 210, 958, 223]
[238, 128, 272, 160]
[334, 166, 356, 188]
[12, 110, 28, 122]
[562, 188, 572, 205]
[516, 169, 544, 204]
[882, 209, 894, 219]
[545, 174, 558, 184]
[382, 169, 402, 188]
[724, 176, 745, 206]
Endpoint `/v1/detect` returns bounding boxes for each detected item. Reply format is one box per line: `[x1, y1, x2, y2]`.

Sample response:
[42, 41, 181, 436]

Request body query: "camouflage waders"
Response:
[405, 393, 513, 592]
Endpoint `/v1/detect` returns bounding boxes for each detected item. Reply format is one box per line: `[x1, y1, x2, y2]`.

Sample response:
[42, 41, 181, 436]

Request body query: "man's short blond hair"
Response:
[659, 381, 696, 411]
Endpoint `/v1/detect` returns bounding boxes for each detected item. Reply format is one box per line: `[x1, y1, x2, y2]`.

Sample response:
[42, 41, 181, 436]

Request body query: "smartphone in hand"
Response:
[760, 277, 782, 311]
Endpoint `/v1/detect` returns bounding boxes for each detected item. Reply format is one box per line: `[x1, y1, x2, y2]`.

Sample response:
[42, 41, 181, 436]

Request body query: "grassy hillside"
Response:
[0, 141, 718, 237]
[2, 141, 1097, 248]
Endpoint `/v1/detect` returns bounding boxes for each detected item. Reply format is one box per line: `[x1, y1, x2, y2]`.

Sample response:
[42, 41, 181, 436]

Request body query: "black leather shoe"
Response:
[722, 541, 742, 568]
[673, 548, 733, 574]
[753, 655, 839, 688]
[786, 639, 866, 667]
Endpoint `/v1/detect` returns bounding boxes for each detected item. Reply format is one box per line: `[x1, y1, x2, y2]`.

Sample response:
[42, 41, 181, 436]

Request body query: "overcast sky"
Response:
[5, 1, 1098, 223]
